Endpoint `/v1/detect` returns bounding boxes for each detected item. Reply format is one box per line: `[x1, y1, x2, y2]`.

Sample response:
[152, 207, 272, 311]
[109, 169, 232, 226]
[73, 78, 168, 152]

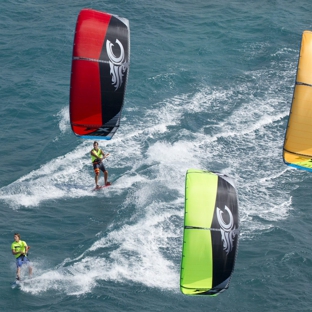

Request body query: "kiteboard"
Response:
[93, 183, 112, 191]
[11, 280, 22, 289]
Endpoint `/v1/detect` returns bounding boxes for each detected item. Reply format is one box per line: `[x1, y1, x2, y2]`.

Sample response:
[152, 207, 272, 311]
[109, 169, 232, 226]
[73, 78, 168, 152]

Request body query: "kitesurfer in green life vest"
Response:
[11, 233, 32, 281]
[91, 141, 111, 189]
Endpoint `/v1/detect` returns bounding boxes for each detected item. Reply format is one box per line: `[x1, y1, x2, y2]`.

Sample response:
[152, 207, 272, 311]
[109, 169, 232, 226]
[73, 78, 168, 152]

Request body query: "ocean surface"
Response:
[1, 0, 312, 311]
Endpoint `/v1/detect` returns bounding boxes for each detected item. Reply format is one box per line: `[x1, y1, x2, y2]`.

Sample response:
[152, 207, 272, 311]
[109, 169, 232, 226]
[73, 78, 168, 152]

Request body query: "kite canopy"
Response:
[69, 8, 130, 140]
[180, 169, 239, 296]
[283, 30, 312, 171]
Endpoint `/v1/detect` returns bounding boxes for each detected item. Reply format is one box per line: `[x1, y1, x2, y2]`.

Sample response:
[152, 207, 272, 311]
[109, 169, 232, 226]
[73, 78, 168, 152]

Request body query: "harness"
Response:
[17, 254, 27, 261]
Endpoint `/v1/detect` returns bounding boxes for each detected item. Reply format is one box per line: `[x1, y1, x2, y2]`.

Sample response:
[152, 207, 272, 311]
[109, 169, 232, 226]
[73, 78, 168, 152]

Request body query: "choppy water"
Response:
[1, 1, 312, 311]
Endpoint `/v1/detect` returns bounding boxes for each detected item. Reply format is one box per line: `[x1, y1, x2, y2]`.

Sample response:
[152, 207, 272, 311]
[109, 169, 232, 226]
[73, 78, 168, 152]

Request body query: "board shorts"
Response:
[93, 161, 106, 174]
[16, 255, 31, 268]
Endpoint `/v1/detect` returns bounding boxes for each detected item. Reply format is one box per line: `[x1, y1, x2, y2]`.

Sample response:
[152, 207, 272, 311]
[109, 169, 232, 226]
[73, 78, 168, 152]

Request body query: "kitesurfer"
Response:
[91, 141, 111, 188]
[11, 233, 32, 281]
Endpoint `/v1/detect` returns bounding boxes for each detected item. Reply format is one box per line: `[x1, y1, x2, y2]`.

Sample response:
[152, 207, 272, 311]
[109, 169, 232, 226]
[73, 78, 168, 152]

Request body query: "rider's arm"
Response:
[12, 247, 24, 256]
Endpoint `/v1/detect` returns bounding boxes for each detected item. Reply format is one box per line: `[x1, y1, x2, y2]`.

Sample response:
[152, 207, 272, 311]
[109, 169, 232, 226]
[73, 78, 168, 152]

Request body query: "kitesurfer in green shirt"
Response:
[91, 141, 111, 189]
[11, 233, 32, 281]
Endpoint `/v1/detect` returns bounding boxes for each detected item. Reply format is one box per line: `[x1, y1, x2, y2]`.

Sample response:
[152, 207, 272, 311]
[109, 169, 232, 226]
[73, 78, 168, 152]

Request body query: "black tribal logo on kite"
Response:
[216, 206, 237, 254]
[106, 39, 128, 90]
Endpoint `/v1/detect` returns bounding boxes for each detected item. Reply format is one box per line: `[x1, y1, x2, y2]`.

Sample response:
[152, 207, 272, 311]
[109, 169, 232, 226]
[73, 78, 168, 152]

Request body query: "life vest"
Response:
[91, 148, 103, 163]
[11, 240, 27, 259]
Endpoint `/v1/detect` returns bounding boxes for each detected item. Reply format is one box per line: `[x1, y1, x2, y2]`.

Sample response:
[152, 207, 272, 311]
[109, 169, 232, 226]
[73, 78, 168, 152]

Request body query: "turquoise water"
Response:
[1, 0, 312, 311]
